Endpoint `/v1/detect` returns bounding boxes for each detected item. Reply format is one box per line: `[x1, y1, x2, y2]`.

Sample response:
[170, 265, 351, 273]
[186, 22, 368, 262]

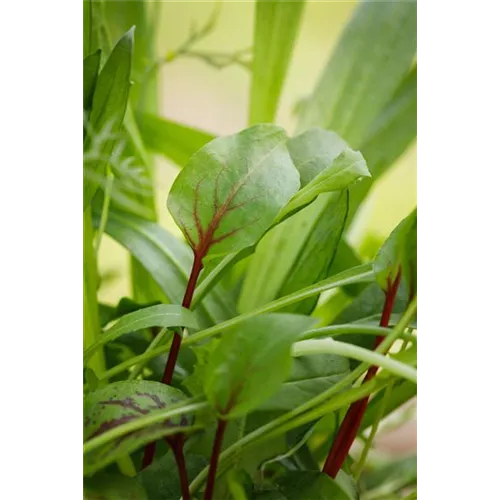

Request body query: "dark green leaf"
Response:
[296, 1, 417, 148]
[84, 474, 147, 500]
[239, 192, 348, 313]
[204, 314, 317, 418]
[167, 124, 300, 261]
[327, 240, 365, 298]
[92, 207, 237, 327]
[84, 50, 101, 113]
[250, 0, 305, 124]
[84, 304, 198, 362]
[84, 380, 192, 475]
[373, 210, 417, 292]
[138, 112, 215, 167]
[84, 28, 134, 208]
[138, 449, 208, 500]
[259, 353, 350, 411]
[276, 470, 357, 500]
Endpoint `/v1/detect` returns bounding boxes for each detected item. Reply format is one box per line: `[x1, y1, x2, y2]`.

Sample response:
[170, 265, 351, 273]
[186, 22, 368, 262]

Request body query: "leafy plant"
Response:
[84, 2, 416, 499]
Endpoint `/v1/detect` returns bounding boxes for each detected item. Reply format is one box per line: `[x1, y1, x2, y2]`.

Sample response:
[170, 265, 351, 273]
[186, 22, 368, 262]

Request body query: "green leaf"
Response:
[360, 455, 416, 493]
[84, 380, 193, 475]
[327, 240, 365, 298]
[92, 207, 237, 327]
[249, 0, 305, 124]
[275, 192, 349, 314]
[84, 27, 134, 208]
[279, 129, 370, 220]
[239, 192, 348, 313]
[84, 304, 198, 363]
[276, 470, 357, 500]
[138, 449, 208, 500]
[84, 474, 147, 500]
[167, 124, 300, 261]
[138, 112, 215, 167]
[296, 1, 417, 148]
[373, 209, 417, 292]
[83, 50, 101, 113]
[259, 353, 350, 411]
[349, 66, 417, 219]
[204, 314, 317, 419]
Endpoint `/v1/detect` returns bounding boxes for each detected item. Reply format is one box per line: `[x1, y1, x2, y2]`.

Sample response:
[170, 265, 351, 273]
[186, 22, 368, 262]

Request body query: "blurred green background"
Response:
[98, 0, 416, 305]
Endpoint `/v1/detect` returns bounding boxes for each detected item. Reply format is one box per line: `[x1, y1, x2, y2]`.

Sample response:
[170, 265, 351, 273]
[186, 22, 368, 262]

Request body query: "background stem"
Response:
[204, 419, 228, 500]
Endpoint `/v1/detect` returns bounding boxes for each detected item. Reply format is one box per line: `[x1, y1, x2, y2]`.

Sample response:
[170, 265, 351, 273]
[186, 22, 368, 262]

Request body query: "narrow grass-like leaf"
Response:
[297, 0, 417, 147]
[204, 314, 317, 419]
[84, 27, 134, 208]
[84, 50, 101, 113]
[249, 0, 305, 124]
[93, 207, 236, 327]
[84, 304, 197, 362]
[138, 112, 215, 167]
[168, 124, 300, 261]
[83, 381, 193, 475]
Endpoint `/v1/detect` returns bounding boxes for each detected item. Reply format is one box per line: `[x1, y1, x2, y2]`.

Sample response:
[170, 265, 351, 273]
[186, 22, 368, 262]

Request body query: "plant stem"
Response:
[142, 252, 204, 468]
[168, 435, 191, 500]
[204, 419, 228, 500]
[322, 269, 402, 478]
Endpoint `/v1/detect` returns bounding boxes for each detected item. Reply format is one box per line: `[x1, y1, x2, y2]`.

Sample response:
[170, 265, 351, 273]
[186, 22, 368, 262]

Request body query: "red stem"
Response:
[168, 435, 191, 500]
[141, 252, 204, 469]
[322, 270, 402, 478]
[204, 419, 228, 500]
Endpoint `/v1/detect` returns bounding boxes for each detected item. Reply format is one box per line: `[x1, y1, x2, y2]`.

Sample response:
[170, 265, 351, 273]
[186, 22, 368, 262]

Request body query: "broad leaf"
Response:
[296, 1, 417, 147]
[84, 474, 147, 500]
[259, 353, 350, 411]
[279, 129, 369, 220]
[83, 50, 101, 113]
[92, 207, 237, 327]
[276, 470, 357, 500]
[84, 381, 193, 475]
[84, 28, 134, 208]
[84, 304, 198, 362]
[249, 0, 305, 124]
[373, 209, 417, 292]
[138, 112, 215, 167]
[327, 240, 365, 297]
[167, 124, 300, 261]
[204, 314, 317, 418]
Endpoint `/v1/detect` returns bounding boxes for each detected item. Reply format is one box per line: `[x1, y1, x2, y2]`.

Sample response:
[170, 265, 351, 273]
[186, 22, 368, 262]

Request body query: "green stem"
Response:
[292, 339, 417, 384]
[94, 166, 113, 253]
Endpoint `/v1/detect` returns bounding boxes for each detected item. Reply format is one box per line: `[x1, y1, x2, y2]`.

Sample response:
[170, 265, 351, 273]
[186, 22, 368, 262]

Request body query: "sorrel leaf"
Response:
[84, 304, 198, 362]
[167, 124, 300, 261]
[83, 50, 101, 113]
[204, 314, 317, 419]
[84, 474, 147, 500]
[84, 381, 193, 475]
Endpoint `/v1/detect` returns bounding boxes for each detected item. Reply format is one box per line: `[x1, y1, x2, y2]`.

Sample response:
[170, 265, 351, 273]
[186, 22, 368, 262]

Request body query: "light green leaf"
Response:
[204, 314, 317, 419]
[258, 353, 350, 412]
[83, 381, 193, 475]
[297, 1, 417, 147]
[279, 129, 369, 220]
[92, 207, 237, 327]
[84, 304, 198, 362]
[249, 0, 305, 124]
[84, 474, 147, 500]
[138, 112, 215, 167]
[167, 124, 300, 261]
[83, 50, 101, 113]
[276, 470, 357, 500]
[84, 27, 134, 208]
